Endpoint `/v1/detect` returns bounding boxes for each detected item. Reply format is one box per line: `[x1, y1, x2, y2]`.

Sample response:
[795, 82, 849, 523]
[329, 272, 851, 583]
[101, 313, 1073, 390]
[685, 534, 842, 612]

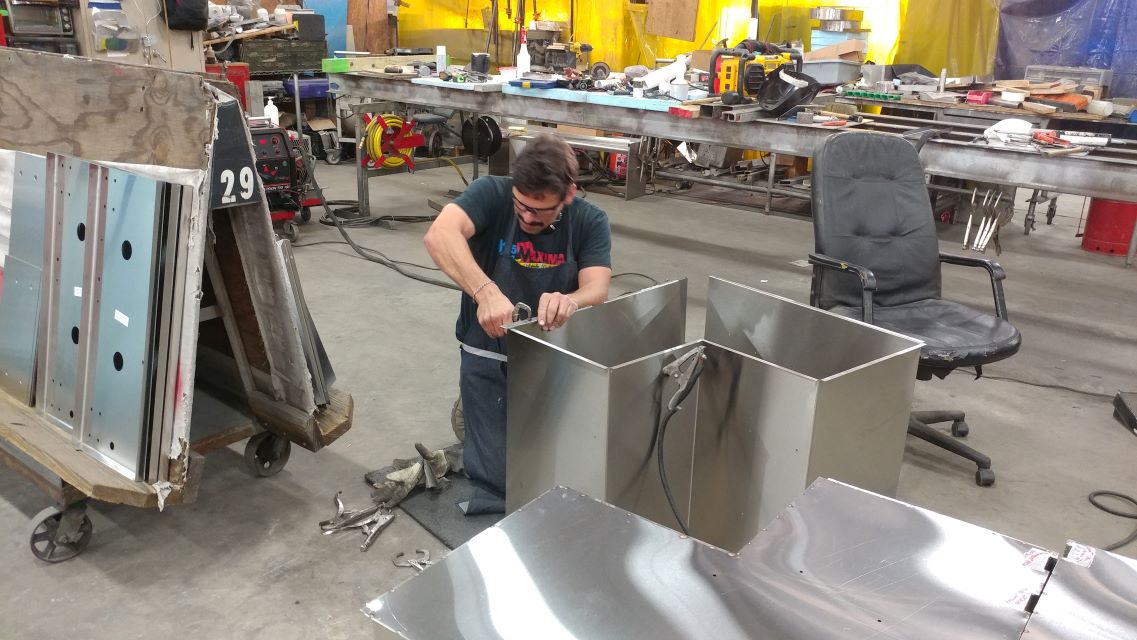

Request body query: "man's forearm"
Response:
[568, 276, 610, 309]
[424, 226, 495, 297]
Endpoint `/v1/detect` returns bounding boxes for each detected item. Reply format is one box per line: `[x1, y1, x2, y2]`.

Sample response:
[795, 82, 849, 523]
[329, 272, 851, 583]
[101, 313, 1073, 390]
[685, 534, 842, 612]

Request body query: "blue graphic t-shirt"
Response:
[452, 176, 612, 341]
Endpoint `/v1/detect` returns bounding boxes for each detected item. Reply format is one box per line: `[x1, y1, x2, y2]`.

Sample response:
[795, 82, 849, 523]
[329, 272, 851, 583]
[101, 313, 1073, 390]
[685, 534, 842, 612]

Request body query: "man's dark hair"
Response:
[513, 134, 578, 199]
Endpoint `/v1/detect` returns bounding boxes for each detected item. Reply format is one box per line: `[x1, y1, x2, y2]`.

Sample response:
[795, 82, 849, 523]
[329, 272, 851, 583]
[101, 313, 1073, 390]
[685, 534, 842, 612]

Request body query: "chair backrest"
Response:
[811, 131, 942, 310]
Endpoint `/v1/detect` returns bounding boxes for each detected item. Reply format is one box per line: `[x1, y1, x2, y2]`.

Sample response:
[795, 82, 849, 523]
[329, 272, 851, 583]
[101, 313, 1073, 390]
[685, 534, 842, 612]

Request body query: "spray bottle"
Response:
[516, 27, 531, 75]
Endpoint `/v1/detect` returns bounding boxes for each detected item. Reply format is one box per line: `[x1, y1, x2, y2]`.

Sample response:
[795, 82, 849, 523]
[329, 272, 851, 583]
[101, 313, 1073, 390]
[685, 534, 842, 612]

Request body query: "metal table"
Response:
[329, 74, 1137, 267]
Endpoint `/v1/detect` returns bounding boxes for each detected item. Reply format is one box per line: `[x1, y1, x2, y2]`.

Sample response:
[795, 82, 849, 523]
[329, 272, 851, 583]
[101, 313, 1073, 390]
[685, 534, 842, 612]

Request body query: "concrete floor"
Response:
[2, 161, 1136, 638]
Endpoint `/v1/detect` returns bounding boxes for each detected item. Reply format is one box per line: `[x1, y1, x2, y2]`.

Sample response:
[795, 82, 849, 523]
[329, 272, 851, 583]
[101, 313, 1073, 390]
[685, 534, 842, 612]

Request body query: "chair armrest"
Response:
[808, 253, 876, 323]
[939, 252, 1010, 320]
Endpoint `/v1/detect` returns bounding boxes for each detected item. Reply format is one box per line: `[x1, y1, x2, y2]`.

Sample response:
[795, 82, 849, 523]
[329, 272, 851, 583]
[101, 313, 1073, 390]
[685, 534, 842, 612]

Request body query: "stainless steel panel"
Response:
[689, 342, 819, 551]
[82, 169, 163, 479]
[43, 159, 91, 431]
[606, 343, 701, 532]
[0, 256, 43, 403]
[810, 350, 918, 498]
[1022, 542, 1137, 639]
[505, 332, 611, 512]
[510, 279, 686, 367]
[704, 277, 921, 381]
[364, 479, 1051, 639]
[10, 152, 46, 266]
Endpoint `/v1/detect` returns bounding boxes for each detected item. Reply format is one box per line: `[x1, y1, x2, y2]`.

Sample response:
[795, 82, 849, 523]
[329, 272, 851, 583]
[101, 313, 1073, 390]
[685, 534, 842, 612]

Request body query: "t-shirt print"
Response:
[499, 239, 566, 269]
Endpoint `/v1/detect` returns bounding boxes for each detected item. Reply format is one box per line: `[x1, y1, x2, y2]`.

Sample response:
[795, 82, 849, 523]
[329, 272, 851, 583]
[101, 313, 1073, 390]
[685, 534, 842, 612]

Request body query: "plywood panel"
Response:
[646, 0, 699, 42]
[0, 50, 212, 170]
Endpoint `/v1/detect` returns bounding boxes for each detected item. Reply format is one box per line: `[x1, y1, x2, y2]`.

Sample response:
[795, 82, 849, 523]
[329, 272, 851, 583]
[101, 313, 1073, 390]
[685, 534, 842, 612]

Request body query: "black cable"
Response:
[291, 239, 444, 271]
[1088, 491, 1137, 551]
[965, 368, 1114, 399]
[612, 272, 659, 286]
[298, 158, 459, 291]
[654, 356, 706, 535]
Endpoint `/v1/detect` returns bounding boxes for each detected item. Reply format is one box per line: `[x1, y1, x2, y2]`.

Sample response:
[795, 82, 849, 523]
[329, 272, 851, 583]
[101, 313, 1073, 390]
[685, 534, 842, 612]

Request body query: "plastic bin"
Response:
[802, 59, 862, 85]
[204, 63, 250, 109]
[282, 77, 331, 100]
[1082, 198, 1137, 255]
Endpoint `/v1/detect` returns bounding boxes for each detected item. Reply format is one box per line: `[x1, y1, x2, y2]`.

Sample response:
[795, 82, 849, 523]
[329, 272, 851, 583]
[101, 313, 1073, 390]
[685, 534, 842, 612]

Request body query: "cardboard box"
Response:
[689, 49, 714, 72]
[557, 124, 604, 138]
[804, 40, 867, 62]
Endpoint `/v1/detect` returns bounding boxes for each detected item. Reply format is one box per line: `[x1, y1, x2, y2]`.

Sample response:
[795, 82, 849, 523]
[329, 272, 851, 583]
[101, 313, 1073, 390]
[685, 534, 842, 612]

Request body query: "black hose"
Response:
[655, 357, 706, 535]
[1088, 491, 1137, 551]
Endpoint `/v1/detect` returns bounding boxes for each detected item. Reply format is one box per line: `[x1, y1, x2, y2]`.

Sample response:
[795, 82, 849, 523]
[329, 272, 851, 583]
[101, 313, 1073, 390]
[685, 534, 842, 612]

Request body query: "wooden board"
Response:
[0, 49, 213, 170]
[322, 53, 433, 73]
[347, 0, 391, 55]
[203, 23, 295, 45]
[646, 0, 699, 42]
[0, 389, 176, 508]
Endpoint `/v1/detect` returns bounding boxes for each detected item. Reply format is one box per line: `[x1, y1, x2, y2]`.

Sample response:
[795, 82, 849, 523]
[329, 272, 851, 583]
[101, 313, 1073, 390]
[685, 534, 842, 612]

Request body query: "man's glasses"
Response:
[513, 194, 562, 216]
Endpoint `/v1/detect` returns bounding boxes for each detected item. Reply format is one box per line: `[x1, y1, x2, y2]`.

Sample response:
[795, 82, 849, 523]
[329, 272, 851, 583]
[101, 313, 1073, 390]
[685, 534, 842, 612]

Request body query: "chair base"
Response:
[908, 410, 995, 487]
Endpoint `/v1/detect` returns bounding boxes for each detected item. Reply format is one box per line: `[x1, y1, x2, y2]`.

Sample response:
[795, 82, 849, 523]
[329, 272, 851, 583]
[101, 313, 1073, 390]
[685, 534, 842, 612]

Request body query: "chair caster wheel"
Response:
[975, 468, 995, 487]
[951, 420, 969, 437]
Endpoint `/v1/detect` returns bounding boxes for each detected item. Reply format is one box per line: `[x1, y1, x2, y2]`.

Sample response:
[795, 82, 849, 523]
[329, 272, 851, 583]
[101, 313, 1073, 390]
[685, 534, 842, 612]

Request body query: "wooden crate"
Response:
[239, 40, 327, 75]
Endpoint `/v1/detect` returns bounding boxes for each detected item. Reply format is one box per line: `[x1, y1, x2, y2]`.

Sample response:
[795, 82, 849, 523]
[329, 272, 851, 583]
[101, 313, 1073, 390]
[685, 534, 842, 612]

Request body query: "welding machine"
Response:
[248, 121, 317, 241]
[708, 41, 801, 97]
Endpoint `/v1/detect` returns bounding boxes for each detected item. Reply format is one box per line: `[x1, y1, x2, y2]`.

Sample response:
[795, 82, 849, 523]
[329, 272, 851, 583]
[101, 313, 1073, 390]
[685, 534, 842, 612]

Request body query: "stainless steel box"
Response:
[507, 277, 922, 551]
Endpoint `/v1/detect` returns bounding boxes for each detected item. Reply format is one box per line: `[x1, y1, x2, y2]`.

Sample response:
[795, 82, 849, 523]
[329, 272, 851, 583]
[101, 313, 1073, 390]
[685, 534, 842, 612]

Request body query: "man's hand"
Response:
[477, 286, 515, 339]
[538, 292, 579, 331]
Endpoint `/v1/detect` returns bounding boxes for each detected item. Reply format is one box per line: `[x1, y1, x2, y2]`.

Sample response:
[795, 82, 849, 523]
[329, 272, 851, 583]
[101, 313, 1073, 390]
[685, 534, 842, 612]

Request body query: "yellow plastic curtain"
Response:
[398, 0, 996, 75]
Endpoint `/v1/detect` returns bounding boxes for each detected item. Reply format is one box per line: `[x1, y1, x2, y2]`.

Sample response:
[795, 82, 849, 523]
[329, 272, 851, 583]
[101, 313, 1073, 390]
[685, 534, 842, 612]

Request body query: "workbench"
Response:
[329, 73, 1137, 267]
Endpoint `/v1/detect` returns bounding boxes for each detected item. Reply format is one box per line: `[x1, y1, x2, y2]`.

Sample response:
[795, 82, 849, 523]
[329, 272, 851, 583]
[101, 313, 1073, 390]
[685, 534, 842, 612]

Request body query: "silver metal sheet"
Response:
[10, 153, 46, 266]
[1022, 542, 1137, 639]
[43, 159, 92, 432]
[509, 279, 687, 368]
[0, 256, 43, 403]
[689, 341, 819, 551]
[364, 479, 1051, 639]
[704, 277, 921, 381]
[505, 280, 688, 513]
[82, 169, 163, 479]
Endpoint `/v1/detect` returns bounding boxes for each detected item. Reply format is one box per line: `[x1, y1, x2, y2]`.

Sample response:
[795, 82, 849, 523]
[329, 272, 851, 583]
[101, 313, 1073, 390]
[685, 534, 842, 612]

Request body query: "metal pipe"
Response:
[293, 73, 303, 136]
[655, 169, 810, 201]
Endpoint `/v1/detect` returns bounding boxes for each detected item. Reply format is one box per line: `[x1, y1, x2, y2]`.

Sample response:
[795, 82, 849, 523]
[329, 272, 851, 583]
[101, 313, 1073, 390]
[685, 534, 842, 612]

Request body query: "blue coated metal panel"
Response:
[83, 170, 162, 479]
[0, 256, 43, 404]
[44, 160, 91, 432]
[10, 153, 46, 266]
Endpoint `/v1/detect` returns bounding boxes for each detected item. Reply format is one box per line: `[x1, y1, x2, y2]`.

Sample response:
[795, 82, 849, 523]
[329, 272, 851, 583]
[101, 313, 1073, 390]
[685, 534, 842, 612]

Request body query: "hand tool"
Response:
[393, 549, 434, 572]
[512, 302, 532, 322]
[360, 511, 396, 551]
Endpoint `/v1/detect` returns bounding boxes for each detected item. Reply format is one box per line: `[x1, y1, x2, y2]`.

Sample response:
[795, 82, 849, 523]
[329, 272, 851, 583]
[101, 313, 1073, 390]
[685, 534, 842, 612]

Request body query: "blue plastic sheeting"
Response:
[996, 0, 1137, 98]
[304, 0, 348, 56]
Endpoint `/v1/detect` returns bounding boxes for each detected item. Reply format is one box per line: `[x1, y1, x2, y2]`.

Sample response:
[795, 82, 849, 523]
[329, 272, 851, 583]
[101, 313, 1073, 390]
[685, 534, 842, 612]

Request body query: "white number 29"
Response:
[220, 166, 256, 205]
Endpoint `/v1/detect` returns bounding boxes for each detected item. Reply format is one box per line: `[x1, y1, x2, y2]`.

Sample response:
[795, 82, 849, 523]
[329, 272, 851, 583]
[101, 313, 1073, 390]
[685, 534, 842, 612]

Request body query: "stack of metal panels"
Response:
[0, 153, 188, 482]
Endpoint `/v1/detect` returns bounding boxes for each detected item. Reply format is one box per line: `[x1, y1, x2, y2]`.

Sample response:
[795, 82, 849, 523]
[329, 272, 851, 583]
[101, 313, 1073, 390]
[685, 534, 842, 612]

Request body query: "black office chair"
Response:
[807, 130, 1021, 487]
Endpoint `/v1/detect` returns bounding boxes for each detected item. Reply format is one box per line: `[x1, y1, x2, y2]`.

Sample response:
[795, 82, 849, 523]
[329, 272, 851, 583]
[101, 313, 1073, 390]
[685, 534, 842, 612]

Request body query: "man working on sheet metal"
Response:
[425, 134, 612, 514]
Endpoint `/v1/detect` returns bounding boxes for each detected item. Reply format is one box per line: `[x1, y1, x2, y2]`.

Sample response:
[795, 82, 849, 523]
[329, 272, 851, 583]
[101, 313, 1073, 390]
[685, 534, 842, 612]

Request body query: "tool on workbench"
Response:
[393, 549, 435, 573]
[708, 39, 801, 97]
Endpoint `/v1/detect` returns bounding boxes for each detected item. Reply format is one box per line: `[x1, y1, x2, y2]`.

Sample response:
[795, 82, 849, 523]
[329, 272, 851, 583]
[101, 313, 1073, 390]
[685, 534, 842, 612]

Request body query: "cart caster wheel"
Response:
[29, 506, 93, 563]
[951, 420, 969, 437]
[325, 149, 342, 165]
[299, 206, 313, 223]
[280, 221, 300, 242]
[245, 432, 292, 477]
[975, 468, 995, 487]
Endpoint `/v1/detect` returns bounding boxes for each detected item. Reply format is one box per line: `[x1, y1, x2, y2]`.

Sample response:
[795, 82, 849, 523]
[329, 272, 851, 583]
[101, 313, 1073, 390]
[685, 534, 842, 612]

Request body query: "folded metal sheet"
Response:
[363, 479, 1052, 639]
[1021, 542, 1137, 639]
